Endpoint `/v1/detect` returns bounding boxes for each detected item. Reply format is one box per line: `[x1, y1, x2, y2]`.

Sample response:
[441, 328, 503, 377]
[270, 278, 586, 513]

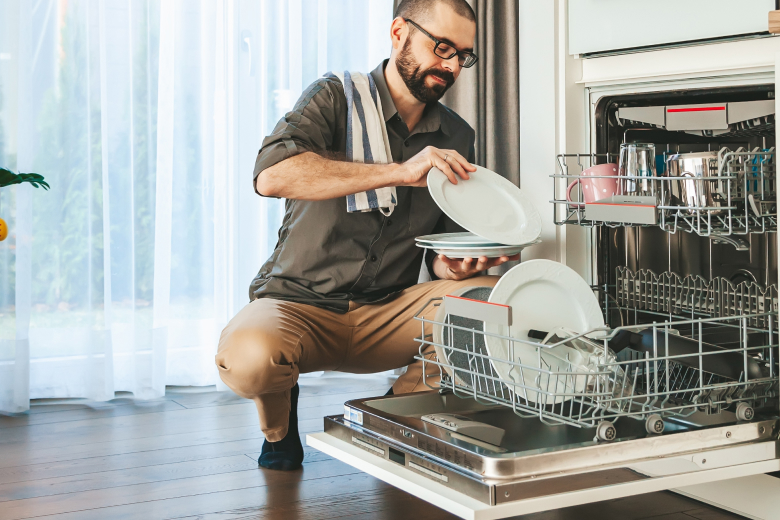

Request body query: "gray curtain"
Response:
[393, 0, 521, 186]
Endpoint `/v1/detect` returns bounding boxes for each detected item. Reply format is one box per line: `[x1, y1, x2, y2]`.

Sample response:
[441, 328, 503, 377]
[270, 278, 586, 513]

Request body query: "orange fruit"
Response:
[0, 218, 7, 241]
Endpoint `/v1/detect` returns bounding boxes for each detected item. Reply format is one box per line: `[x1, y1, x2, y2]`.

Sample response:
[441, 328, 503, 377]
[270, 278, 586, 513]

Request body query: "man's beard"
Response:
[395, 38, 455, 104]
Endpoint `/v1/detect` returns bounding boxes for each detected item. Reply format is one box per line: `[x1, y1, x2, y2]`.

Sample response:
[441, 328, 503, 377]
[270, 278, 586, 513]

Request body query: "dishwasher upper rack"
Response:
[552, 148, 777, 237]
[414, 297, 779, 440]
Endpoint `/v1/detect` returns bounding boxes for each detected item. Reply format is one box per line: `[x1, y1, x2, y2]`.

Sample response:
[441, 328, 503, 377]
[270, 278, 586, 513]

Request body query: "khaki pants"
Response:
[215, 276, 499, 441]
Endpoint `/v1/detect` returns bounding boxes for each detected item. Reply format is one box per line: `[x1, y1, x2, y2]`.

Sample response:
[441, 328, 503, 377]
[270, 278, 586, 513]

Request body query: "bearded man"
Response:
[216, 0, 516, 471]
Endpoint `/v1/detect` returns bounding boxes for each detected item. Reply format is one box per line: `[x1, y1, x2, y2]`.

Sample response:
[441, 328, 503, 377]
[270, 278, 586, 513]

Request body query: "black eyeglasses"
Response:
[403, 18, 478, 68]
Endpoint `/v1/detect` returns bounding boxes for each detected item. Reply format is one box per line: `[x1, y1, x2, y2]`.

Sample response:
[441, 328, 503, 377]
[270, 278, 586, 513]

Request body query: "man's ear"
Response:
[389, 17, 406, 51]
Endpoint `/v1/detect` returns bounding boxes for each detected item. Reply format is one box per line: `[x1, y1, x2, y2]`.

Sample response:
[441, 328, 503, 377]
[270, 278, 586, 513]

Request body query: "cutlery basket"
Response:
[414, 284, 779, 440]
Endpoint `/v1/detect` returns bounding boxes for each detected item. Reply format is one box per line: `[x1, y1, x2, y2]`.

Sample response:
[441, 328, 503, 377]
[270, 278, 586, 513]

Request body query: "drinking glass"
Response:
[619, 143, 657, 197]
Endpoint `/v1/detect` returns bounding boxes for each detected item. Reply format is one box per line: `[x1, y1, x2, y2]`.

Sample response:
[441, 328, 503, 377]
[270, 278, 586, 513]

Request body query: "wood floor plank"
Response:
[627, 514, 693, 520]
[0, 454, 258, 502]
[0, 403, 259, 446]
[0, 439, 261, 486]
[0, 434, 329, 490]
[1, 467, 373, 520]
[0, 398, 333, 447]
[0, 389, 371, 474]
[505, 492, 718, 520]
[0, 387, 382, 449]
[170, 485, 455, 520]
[25, 400, 119, 414]
[0, 413, 331, 480]
[681, 507, 747, 520]
[0, 402, 344, 469]
[0, 399, 185, 429]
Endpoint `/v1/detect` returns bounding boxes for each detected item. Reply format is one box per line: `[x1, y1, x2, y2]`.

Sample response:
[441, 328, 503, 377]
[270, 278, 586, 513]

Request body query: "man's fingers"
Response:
[445, 150, 475, 177]
[435, 157, 460, 185]
[437, 250, 521, 281]
[445, 157, 468, 178]
[484, 254, 520, 269]
[438, 254, 460, 266]
[440, 253, 520, 275]
[484, 256, 508, 269]
[440, 150, 469, 179]
[408, 147, 476, 187]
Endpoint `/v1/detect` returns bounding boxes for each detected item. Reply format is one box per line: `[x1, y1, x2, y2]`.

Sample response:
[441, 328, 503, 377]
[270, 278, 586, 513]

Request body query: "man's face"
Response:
[395, 4, 476, 104]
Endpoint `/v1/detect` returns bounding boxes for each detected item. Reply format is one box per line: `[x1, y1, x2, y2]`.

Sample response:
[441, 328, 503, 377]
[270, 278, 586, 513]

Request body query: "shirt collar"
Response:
[370, 60, 448, 136]
[370, 61, 398, 124]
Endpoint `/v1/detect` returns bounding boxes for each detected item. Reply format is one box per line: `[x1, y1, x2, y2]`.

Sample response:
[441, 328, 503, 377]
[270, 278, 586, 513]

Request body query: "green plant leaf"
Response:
[0, 168, 50, 190]
[18, 173, 50, 190]
[0, 168, 18, 186]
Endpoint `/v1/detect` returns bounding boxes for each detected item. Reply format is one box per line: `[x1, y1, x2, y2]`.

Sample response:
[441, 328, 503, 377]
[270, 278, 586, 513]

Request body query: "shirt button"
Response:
[370, 255, 377, 262]
[404, 141, 410, 147]
[386, 219, 392, 226]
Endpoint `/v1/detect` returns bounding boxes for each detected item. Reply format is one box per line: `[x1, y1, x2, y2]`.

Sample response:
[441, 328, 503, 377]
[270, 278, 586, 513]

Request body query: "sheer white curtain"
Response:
[0, 0, 393, 413]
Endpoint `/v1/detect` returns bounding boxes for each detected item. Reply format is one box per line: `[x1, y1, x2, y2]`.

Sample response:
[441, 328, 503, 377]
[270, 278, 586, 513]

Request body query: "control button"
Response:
[370, 255, 377, 262]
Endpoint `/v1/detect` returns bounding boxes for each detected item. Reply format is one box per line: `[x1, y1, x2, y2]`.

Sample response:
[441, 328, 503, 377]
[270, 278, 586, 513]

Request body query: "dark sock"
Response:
[384, 386, 394, 396]
[258, 383, 304, 471]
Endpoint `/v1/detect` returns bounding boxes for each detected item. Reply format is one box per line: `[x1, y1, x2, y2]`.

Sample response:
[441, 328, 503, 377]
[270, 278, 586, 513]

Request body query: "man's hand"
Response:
[433, 254, 520, 281]
[398, 146, 475, 187]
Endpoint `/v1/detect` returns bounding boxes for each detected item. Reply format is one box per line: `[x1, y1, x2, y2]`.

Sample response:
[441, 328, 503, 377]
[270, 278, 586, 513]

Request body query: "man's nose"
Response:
[442, 54, 460, 72]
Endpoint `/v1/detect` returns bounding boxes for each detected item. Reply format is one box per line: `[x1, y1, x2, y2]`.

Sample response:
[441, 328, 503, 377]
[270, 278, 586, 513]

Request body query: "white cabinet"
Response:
[568, 0, 775, 55]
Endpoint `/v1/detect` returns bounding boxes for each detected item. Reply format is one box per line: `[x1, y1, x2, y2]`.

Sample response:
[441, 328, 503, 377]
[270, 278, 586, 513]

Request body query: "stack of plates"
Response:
[416, 165, 543, 258]
[416, 232, 540, 259]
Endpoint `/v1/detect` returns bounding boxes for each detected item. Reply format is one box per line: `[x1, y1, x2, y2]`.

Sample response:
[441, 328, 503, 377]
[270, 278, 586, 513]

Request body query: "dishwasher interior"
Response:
[320, 84, 780, 508]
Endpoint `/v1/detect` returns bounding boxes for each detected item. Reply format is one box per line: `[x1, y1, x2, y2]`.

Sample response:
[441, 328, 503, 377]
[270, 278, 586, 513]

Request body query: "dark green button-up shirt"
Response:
[250, 60, 475, 312]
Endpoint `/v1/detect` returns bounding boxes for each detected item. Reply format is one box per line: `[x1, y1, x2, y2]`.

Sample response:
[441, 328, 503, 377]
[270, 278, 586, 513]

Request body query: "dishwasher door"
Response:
[308, 391, 780, 519]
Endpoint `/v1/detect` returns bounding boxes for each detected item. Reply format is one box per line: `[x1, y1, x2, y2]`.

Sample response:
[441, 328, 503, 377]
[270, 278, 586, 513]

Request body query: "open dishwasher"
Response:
[308, 82, 780, 520]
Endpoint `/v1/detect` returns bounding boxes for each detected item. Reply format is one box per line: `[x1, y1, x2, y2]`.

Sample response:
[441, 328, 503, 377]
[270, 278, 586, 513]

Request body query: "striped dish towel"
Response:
[330, 71, 397, 216]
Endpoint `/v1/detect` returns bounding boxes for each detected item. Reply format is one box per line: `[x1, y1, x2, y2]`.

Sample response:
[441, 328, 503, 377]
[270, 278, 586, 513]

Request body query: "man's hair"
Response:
[394, 0, 476, 24]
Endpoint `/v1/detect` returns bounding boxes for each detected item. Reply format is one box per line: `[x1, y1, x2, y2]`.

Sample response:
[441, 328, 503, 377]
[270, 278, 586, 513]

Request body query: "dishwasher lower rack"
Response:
[413, 296, 780, 440]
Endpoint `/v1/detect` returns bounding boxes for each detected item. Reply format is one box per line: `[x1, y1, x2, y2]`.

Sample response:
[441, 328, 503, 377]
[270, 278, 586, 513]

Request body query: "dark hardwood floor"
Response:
[0, 374, 746, 519]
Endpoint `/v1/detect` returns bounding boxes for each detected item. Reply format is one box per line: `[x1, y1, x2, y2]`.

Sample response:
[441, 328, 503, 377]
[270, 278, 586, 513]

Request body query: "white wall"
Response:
[519, 0, 590, 279]
[518, 0, 558, 262]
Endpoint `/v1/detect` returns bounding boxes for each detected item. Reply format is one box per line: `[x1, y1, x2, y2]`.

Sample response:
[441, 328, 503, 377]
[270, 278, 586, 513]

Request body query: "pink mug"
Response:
[566, 163, 619, 207]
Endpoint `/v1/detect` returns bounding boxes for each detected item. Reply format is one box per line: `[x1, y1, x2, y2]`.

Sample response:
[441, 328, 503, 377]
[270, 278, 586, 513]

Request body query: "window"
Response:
[0, 0, 393, 411]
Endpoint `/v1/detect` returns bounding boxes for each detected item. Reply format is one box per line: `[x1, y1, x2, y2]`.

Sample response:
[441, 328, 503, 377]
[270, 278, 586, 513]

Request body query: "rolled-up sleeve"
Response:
[253, 77, 345, 196]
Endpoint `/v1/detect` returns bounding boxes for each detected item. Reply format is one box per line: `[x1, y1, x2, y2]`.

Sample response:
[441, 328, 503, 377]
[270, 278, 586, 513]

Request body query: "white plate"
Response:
[415, 232, 504, 247]
[430, 244, 536, 258]
[484, 260, 606, 404]
[427, 165, 542, 246]
[419, 240, 540, 259]
[432, 286, 499, 391]
[417, 240, 540, 251]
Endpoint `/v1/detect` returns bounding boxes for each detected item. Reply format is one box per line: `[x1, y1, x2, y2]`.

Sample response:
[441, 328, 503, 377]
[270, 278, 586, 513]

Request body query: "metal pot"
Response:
[665, 151, 726, 216]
